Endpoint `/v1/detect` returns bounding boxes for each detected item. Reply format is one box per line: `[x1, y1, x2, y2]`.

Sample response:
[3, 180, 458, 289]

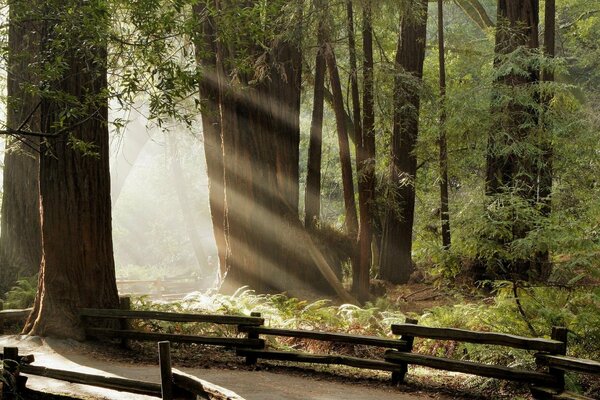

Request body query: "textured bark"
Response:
[346, 0, 370, 302]
[23, 0, 119, 339]
[324, 43, 359, 239]
[191, 0, 351, 296]
[362, 5, 378, 284]
[438, 0, 451, 249]
[304, 16, 326, 230]
[194, 4, 228, 279]
[482, 0, 552, 281]
[0, 0, 43, 294]
[539, 0, 555, 217]
[380, 1, 428, 284]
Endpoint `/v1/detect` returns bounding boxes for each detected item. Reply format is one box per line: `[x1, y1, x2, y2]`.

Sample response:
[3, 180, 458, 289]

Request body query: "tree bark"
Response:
[379, 1, 428, 284]
[483, 0, 550, 281]
[23, 0, 119, 339]
[324, 43, 359, 240]
[0, 0, 43, 294]
[362, 4, 378, 284]
[304, 9, 327, 230]
[193, 3, 228, 280]
[346, 0, 371, 302]
[438, 0, 451, 249]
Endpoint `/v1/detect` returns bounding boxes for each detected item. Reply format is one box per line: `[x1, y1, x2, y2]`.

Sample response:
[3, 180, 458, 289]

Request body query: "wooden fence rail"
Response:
[1, 304, 599, 400]
[3, 344, 246, 400]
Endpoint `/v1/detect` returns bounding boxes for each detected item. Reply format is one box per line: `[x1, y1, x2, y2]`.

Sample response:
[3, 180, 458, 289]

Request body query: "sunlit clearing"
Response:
[109, 104, 218, 299]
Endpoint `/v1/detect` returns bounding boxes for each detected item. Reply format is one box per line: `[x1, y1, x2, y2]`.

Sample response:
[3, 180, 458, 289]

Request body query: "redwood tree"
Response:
[23, 0, 119, 339]
[194, 1, 313, 293]
[304, 3, 327, 230]
[0, 0, 43, 294]
[380, 1, 429, 284]
[483, 0, 550, 281]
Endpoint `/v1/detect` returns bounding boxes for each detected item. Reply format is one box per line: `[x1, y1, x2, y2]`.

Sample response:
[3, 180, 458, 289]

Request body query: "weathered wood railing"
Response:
[80, 306, 265, 349]
[1, 303, 599, 399]
[235, 321, 415, 383]
[383, 322, 600, 400]
[0, 308, 33, 334]
[2, 343, 246, 400]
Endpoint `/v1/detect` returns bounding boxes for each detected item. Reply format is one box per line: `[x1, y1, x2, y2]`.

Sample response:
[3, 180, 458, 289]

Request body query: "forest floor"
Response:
[0, 334, 493, 400]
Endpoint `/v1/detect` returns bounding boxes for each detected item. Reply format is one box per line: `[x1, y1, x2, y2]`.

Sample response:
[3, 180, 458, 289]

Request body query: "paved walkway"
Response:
[0, 336, 450, 400]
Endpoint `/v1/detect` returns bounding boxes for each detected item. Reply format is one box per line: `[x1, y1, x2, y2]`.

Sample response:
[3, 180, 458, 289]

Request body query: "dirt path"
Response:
[0, 335, 455, 400]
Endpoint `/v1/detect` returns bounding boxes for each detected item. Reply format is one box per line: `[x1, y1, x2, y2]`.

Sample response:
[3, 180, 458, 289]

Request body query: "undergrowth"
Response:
[130, 285, 600, 398]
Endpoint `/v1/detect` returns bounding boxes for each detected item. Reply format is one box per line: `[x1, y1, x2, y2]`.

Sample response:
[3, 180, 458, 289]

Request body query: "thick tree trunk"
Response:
[438, 0, 451, 249]
[380, 1, 428, 284]
[483, 0, 549, 281]
[304, 18, 326, 230]
[194, 4, 228, 280]
[192, 0, 351, 297]
[0, 0, 43, 294]
[208, 0, 309, 293]
[23, 1, 119, 339]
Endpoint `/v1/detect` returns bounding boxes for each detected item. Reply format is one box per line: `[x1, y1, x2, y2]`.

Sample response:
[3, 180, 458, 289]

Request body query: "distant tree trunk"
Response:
[193, 3, 228, 280]
[23, 1, 119, 339]
[346, 0, 370, 301]
[0, 0, 43, 294]
[362, 2, 377, 281]
[304, 9, 327, 230]
[380, 1, 428, 284]
[438, 0, 451, 249]
[324, 43, 359, 239]
[539, 0, 554, 216]
[483, 0, 548, 281]
[169, 137, 209, 273]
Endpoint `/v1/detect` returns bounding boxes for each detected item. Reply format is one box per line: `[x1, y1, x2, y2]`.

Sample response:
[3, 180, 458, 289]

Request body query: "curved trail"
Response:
[0, 336, 451, 400]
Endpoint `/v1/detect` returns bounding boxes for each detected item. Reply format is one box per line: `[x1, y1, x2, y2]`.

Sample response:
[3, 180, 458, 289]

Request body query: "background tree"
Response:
[380, 0, 429, 284]
[481, 0, 550, 281]
[0, 0, 43, 294]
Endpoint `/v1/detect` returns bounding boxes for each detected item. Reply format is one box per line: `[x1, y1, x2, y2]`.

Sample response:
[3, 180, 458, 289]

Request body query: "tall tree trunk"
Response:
[324, 43, 359, 239]
[380, 1, 428, 284]
[0, 0, 43, 294]
[193, 3, 228, 281]
[438, 0, 452, 249]
[304, 6, 327, 230]
[346, 0, 370, 301]
[539, 0, 554, 216]
[207, 0, 310, 293]
[23, 0, 119, 339]
[192, 0, 351, 297]
[362, 2, 377, 285]
[484, 0, 549, 281]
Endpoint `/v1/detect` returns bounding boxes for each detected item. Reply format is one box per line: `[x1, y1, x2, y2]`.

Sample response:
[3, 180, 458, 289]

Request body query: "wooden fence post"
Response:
[243, 312, 262, 366]
[2, 347, 19, 399]
[391, 318, 418, 385]
[550, 326, 568, 390]
[119, 296, 131, 349]
[158, 341, 173, 400]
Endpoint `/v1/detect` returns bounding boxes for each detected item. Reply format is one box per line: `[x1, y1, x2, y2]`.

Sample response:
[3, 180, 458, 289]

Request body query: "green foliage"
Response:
[3, 275, 37, 309]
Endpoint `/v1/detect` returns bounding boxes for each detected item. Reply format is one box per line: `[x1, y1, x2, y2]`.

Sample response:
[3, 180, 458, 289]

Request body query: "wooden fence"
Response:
[2, 302, 600, 400]
[1, 343, 245, 400]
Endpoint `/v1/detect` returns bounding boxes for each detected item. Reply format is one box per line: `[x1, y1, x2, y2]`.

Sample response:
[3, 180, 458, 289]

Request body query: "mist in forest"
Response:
[109, 105, 218, 296]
